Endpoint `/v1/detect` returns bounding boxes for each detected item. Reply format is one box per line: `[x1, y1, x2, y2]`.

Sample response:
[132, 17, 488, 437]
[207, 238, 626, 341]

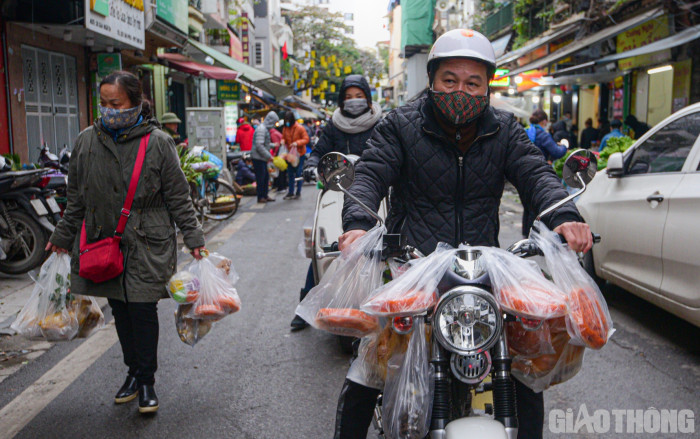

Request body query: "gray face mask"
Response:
[343, 98, 369, 116]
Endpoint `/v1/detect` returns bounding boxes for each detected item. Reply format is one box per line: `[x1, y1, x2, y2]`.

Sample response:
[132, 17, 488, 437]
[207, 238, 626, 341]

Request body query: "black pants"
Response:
[252, 159, 269, 201]
[333, 378, 544, 439]
[108, 299, 159, 386]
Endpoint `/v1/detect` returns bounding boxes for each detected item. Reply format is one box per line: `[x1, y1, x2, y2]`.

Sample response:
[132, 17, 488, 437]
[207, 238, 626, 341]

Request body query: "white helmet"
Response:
[427, 29, 497, 76]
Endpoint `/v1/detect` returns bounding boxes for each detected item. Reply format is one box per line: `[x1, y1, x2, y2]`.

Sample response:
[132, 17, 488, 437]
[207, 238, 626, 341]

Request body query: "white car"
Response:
[576, 103, 700, 327]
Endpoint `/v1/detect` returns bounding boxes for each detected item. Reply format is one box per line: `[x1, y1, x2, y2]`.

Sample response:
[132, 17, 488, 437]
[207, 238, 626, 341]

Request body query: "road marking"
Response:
[0, 322, 118, 439]
[249, 202, 266, 210]
[0, 212, 255, 436]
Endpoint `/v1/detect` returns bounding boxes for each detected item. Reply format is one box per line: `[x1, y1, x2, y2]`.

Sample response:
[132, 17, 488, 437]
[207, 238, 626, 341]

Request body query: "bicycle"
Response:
[189, 169, 240, 223]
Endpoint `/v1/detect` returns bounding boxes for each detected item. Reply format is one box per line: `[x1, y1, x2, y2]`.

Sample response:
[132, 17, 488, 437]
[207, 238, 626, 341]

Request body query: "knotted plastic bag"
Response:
[382, 321, 434, 439]
[362, 244, 456, 317]
[296, 225, 385, 337]
[12, 253, 79, 341]
[478, 246, 569, 320]
[529, 221, 613, 349]
[168, 252, 241, 321]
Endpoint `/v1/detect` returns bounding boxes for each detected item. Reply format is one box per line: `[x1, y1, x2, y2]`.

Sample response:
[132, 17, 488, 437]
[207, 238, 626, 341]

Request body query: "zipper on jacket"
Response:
[455, 155, 465, 245]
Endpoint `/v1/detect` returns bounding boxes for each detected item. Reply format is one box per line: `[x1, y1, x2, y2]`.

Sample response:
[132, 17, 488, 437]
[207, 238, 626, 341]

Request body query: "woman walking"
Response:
[251, 111, 278, 203]
[46, 71, 206, 414]
[281, 111, 310, 200]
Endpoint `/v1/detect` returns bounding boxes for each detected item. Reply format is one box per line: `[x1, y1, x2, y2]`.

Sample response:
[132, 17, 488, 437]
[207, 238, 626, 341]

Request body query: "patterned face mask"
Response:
[430, 89, 489, 126]
[99, 104, 142, 130]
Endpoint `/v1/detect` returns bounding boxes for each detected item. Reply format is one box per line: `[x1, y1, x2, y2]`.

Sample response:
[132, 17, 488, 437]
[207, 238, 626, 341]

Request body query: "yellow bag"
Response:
[273, 156, 288, 171]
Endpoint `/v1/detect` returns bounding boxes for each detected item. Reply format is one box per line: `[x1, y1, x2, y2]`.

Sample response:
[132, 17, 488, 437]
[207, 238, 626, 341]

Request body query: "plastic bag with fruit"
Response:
[295, 225, 386, 338]
[168, 251, 241, 321]
[362, 244, 456, 317]
[174, 304, 214, 346]
[529, 221, 614, 349]
[11, 253, 79, 341]
[73, 294, 105, 338]
[382, 320, 434, 439]
[478, 246, 569, 320]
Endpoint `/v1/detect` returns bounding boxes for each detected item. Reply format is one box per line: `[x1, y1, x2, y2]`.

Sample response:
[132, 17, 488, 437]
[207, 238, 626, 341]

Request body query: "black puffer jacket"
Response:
[305, 120, 376, 170]
[342, 95, 583, 254]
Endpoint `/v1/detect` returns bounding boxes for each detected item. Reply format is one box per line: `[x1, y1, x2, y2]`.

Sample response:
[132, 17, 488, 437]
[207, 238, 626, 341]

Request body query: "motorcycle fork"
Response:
[429, 338, 450, 438]
[491, 333, 518, 439]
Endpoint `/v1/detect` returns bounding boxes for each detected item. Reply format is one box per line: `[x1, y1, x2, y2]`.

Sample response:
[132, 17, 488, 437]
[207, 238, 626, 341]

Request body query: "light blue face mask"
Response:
[99, 104, 142, 130]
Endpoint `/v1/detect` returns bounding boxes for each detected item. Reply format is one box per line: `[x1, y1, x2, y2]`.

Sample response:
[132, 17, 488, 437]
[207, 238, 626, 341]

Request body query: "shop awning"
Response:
[491, 33, 512, 59]
[158, 53, 238, 80]
[502, 7, 664, 78]
[535, 70, 626, 86]
[552, 23, 700, 75]
[187, 39, 293, 99]
[497, 24, 578, 66]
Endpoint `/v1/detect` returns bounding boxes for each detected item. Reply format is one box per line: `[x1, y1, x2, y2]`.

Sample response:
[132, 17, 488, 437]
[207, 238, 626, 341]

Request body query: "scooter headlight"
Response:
[433, 286, 502, 355]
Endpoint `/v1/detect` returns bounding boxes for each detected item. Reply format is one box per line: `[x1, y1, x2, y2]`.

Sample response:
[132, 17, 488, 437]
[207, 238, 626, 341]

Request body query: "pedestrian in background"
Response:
[599, 118, 624, 151]
[522, 109, 568, 236]
[160, 112, 182, 143]
[290, 75, 383, 331]
[624, 114, 650, 139]
[46, 70, 205, 414]
[270, 126, 288, 193]
[597, 117, 611, 137]
[580, 118, 597, 149]
[251, 111, 278, 203]
[282, 111, 310, 200]
[234, 117, 255, 151]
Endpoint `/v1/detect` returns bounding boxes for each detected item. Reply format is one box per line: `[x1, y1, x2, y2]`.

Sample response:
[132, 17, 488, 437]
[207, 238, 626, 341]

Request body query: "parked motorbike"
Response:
[301, 154, 388, 353]
[0, 167, 61, 274]
[314, 150, 599, 439]
[37, 143, 69, 215]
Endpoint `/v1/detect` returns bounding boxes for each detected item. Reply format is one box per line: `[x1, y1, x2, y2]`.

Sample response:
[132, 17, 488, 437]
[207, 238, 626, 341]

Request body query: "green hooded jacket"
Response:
[49, 118, 205, 302]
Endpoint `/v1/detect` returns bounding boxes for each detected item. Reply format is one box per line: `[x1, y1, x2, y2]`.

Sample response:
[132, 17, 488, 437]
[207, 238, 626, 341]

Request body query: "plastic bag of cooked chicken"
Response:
[478, 246, 569, 320]
[382, 320, 434, 439]
[296, 225, 385, 338]
[361, 244, 456, 317]
[529, 221, 614, 349]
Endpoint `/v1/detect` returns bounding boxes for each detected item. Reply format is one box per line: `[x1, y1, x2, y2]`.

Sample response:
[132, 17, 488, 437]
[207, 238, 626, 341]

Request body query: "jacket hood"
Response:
[338, 75, 372, 110]
[238, 123, 254, 132]
[263, 111, 280, 128]
[551, 120, 567, 133]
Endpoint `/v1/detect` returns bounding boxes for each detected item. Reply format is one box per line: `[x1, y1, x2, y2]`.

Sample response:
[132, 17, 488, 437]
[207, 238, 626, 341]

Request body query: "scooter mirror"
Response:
[562, 149, 597, 189]
[317, 152, 355, 192]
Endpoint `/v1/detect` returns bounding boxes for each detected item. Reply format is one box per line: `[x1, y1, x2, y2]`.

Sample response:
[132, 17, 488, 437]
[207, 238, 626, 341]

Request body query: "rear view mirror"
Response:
[606, 152, 624, 178]
[317, 152, 355, 192]
[563, 149, 597, 189]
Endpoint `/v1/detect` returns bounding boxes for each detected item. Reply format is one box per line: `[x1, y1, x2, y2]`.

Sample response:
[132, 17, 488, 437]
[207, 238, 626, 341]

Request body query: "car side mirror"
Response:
[606, 152, 624, 178]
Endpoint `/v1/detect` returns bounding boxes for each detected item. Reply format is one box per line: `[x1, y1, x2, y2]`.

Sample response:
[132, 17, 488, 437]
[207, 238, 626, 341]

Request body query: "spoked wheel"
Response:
[190, 181, 206, 224]
[202, 178, 240, 221]
[0, 210, 48, 274]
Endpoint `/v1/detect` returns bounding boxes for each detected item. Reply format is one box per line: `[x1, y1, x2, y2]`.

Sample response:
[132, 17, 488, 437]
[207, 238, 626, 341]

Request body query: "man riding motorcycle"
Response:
[289, 75, 383, 330]
[333, 29, 593, 439]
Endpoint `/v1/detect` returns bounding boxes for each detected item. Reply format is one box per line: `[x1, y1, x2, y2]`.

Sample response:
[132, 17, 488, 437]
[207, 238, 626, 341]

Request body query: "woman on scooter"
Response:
[290, 75, 383, 330]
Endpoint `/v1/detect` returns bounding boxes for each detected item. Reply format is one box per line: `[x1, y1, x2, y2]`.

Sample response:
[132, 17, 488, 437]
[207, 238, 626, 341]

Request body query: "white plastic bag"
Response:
[382, 320, 434, 439]
[362, 244, 456, 317]
[74, 294, 105, 338]
[347, 322, 411, 389]
[478, 246, 569, 320]
[296, 225, 385, 337]
[11, 253, 79, 341]
[174, 304, 213, 346]
[529, 221, 613, 349]
[168, 252, 241, 321]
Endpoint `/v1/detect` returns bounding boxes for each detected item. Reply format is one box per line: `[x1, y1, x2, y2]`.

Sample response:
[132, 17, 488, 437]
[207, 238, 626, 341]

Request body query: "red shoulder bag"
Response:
[79, 134, 151, 283]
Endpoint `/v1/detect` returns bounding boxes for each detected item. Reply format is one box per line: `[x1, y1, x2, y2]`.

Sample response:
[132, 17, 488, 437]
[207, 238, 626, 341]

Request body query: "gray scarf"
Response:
[332, 102, 383, 134]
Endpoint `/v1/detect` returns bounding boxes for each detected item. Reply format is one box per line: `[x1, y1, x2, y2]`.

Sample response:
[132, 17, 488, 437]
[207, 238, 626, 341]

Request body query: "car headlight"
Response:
[433, 286, 502, 355]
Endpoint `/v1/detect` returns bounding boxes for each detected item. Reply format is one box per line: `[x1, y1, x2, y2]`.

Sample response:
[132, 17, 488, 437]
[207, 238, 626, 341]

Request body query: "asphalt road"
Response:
[0, 186, 698, 439]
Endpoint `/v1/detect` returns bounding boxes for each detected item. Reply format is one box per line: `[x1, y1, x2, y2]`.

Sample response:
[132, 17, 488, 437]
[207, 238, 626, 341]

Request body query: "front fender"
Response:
[445, 417, 510, 439]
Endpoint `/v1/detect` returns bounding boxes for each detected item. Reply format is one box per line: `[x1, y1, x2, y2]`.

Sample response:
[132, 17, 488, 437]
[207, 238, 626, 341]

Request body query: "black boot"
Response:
[290, 288, 310, 331]
[138, 384, 159, 414]
[114, 375, 138, 404]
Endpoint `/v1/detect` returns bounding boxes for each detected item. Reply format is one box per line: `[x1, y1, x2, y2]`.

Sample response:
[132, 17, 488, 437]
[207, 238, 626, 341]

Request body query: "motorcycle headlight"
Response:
[433, 286, 502, 355]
